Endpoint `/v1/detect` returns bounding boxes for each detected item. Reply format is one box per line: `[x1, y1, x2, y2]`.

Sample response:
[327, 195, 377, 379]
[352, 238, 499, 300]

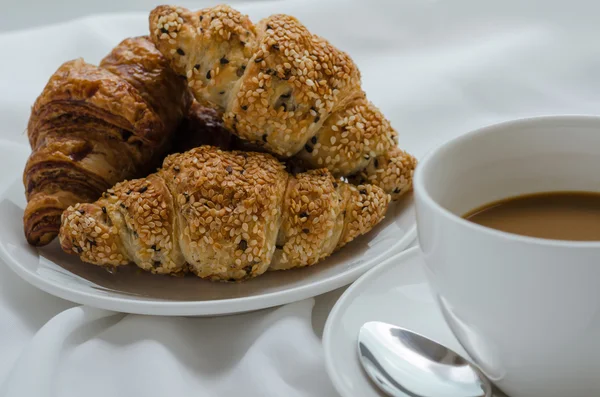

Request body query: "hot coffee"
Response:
[464, 191, 600, 241]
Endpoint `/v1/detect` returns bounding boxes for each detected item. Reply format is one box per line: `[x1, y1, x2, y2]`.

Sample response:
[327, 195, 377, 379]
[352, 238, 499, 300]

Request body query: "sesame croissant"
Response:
[59, 146, 389, 281]
[23, 36, 192, 246]
[148, 5, 416, 200]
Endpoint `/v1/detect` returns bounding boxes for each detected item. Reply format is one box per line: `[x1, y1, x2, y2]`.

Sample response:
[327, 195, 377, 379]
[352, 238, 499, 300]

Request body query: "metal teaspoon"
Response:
[357, 321, 508, 397]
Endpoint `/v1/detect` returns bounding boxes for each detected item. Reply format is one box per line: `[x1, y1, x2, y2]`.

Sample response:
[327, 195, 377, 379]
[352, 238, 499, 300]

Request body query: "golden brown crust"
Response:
[161, 146, 288, 280]
[100, 36, 192, 135]
[271, 169, 344, 270]
[149, 5, 256, 110]
[59, 146, 389, 281]
[337, 183, 390, 249]
[149, 5, 415, 197]
[293, 95, 398, 176]
[28, 59, 163, 146]
[24, 37, 191, 246]
[348, 147, 417, 201]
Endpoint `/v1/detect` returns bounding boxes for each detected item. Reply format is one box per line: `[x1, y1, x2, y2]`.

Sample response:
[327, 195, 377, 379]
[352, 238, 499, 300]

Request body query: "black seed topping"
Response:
[299, 211, 308, 218]
[238, 239, 248, 251]
[333, 182, 338, 188]
[138, 186, 148, 193]
[310, 136, 317, 144]
[241, 105, 248, 110]
[266, 68, 275, 75]
[262, 134, 268, 142]
[314, 115, 320, 123]
[240, 40, 246, 46]
[393, 188, 402, 194]
[133, 231, 139, 238]
[226, 165, 233, 174]
[160, 27, 168, 34]
[74, 246, 82, 253]
[220, 56, 229, 64]
[119, 203, 126, 209]
[266, 24, 273, 30]
[280, 92, 291, 98]
[272, 44, 280, 51]
[302, 228, 310, 234]
[88, 239, 97, 247]
[101, 207, 106, 213]
[219, 91, 225, 95]
[176, 48, 185, 56]
[304, 144, 313, 153]
[126, 190, 132, 195]
[255, 58, 263, 63]
[206, 70, 211, 79]
[183, 192, 189, 201]
[244, 265, 253, 274]
[78, 210, 85, 215]
[374, 159, 379, 168]
[194, 64, 200, 70]
[173, 165, 180, 172]
[360, 189, 367, 195]
[151, 244, 160, 251]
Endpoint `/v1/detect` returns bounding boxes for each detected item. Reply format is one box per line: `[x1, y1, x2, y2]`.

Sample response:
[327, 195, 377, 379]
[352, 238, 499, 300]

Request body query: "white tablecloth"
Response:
[2, 0, 600, 395]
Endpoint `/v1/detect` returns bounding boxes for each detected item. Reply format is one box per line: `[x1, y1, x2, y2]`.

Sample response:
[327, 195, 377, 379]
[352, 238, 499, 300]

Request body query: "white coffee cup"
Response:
[414, 115, 600, 397]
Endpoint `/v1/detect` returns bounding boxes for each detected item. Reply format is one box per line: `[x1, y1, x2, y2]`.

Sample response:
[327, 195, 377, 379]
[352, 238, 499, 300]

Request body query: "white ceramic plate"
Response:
[0, 141, 416, 316]
[323, 247, 473, 397]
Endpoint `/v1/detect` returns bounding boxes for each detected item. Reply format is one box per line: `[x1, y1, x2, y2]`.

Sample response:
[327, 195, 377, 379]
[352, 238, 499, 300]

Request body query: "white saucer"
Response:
[323, 246, 473, 397]
[0, 142, 416, 316]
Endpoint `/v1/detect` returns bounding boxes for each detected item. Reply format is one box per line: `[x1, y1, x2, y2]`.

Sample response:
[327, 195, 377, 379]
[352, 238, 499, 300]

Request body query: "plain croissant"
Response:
[59, 146, 389, 281]
[148, 5, 416, 200]
[23, 36, 192, 246]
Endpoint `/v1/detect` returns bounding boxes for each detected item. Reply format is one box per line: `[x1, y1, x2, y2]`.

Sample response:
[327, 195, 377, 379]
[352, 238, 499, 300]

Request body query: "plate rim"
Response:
[0, 189, 416, 316]
[322, 245, 422, 397]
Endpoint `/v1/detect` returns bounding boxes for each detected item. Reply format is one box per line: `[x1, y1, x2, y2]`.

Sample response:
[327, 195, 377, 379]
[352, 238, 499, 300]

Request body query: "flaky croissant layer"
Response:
[149, 5, 416, 200]
[24, 36, 191, 246]
[59, 146, 390, 281]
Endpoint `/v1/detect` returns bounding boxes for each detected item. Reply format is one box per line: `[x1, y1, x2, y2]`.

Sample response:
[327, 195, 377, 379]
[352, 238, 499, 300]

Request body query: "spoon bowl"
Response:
[357, 321, 493, 397]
